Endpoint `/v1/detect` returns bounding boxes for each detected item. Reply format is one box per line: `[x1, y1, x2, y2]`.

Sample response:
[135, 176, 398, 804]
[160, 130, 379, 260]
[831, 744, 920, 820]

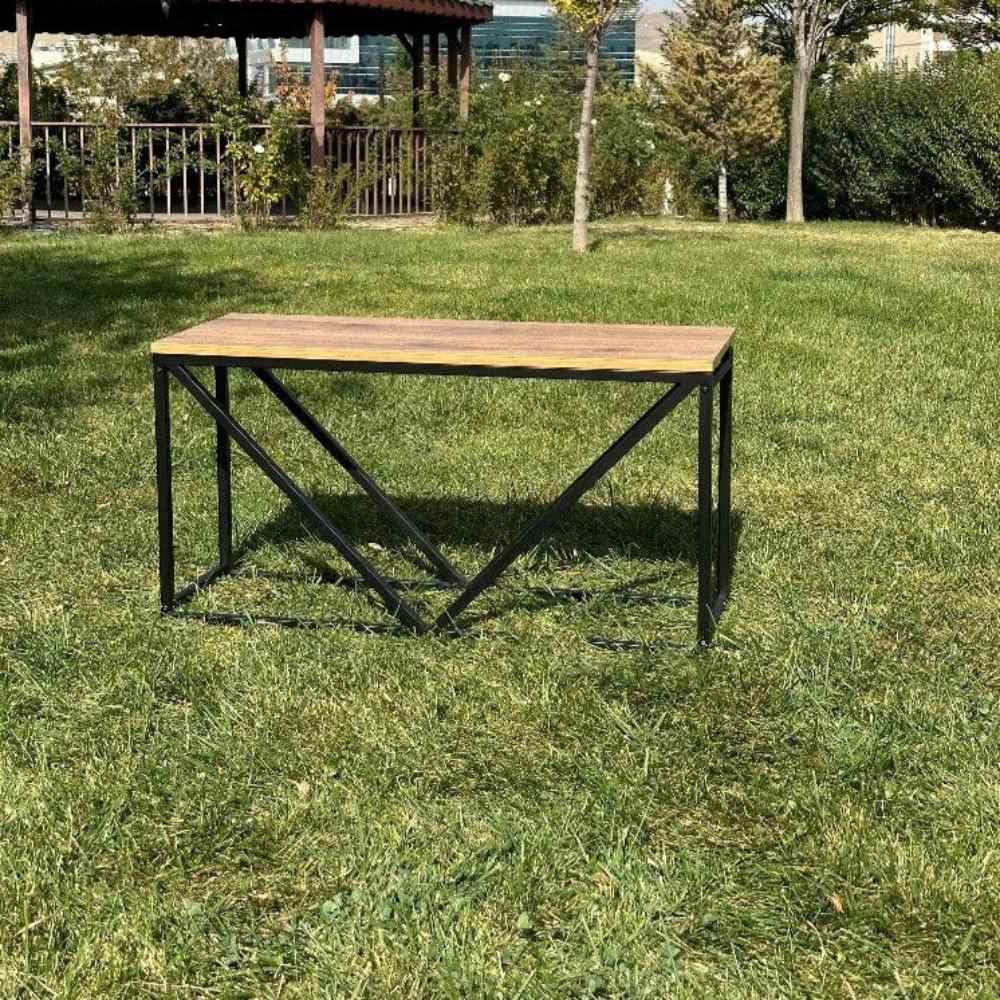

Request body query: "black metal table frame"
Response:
[152, 348, 733, 645]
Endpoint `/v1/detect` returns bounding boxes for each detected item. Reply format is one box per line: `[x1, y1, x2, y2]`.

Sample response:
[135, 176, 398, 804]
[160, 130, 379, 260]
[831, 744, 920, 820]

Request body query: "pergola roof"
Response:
[1, 0, 493, 38]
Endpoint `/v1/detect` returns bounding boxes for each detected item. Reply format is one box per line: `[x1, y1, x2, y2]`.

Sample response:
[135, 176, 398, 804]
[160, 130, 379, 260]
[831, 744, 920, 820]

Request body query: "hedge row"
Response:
[725, 53, 1000, 227]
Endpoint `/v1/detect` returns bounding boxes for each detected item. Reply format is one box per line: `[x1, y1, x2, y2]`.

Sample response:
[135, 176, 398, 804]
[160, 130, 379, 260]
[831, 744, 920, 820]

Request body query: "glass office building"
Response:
[248, 1, 637, 99]
[473, 1, 634, 79]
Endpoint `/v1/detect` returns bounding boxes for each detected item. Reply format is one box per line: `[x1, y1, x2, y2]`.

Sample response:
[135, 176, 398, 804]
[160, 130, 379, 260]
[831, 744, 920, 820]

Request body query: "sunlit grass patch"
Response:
[1, 219, 999, 998]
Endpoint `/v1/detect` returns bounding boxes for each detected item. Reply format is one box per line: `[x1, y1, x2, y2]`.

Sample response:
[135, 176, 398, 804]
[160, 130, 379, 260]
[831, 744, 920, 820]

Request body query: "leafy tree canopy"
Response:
[53, 35, 241, 121]
[926, 0, 1000, 48]
[0, 63, 68, 120]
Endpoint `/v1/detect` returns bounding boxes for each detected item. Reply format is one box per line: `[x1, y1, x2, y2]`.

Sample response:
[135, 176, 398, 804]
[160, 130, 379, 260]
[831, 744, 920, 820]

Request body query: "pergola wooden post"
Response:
[429, 33, 440, 97]
[236, 33, 249, 97]
[310, 10, 326, 169]
[458, 24, 471, 120]
[446, 28, 459, 91]
[411, 33, 424, 125]
[15, 0, 33, 224]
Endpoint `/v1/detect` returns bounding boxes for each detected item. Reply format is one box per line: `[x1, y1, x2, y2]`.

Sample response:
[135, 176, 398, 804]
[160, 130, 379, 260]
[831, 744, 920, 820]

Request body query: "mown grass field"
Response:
[1, 219, 998, 999]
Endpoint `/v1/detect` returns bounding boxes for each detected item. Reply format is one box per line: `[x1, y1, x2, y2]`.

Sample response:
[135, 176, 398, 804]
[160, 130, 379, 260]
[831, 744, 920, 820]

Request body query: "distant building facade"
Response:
[248, 1, 637, 98]
[2, 6, 637, 106]
[864, 24, 953, 69]
[473, 1, 634, 78]
[0, 32, 72, 70]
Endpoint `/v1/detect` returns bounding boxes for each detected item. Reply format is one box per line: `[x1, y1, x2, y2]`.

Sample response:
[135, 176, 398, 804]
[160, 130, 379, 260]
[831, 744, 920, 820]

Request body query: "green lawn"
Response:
[1, 219, 998, 999]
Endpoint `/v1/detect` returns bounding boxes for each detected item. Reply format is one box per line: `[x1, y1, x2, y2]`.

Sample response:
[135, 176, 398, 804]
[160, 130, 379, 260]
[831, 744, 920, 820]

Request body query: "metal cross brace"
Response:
[153, 353, 733, 645]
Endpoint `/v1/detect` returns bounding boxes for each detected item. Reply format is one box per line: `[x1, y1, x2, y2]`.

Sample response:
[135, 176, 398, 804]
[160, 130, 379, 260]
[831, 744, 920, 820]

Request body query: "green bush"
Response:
[463, 68, 576, 224]
[726, 146, 787, 219]
[54, 109, 140, 232]
[0, 155, 24, 216]
[661, 53, 1000, 227]
[430, 131, 477, 225]
[808, 54, 1000, 227]
[215, 100, 306, 228]
[433, 63, 664, 225]
[0, 64, 69, 121]
[590, 84, 663, 217]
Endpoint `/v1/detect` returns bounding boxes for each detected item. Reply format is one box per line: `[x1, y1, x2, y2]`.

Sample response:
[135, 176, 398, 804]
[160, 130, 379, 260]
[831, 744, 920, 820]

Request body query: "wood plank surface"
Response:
[151, 314, 734, 376]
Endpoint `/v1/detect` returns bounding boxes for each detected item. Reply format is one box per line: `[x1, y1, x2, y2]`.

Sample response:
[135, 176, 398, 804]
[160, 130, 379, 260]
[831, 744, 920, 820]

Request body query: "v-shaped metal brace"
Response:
[431, 380, 695, 631]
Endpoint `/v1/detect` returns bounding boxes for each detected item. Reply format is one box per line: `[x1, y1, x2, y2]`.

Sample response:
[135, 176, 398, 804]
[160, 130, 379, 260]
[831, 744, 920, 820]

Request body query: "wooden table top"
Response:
[151, 314, 734, 377]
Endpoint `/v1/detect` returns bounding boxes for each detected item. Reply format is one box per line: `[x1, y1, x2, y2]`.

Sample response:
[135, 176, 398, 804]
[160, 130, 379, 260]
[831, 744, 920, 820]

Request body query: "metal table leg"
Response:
[153, 362, 175, 612]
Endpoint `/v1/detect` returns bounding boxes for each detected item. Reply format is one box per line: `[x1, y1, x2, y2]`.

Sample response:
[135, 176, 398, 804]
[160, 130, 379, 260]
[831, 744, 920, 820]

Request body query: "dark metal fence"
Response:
[0, 121, 439, 222]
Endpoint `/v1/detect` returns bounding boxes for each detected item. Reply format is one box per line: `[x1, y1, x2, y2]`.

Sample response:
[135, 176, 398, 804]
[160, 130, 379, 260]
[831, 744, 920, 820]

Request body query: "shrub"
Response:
[807, 54, 1000, 227]
[590, 84, 663, 217]
[464, 68, 576, 224]
[55, 35, 239, 123]
[54, 109, 140, 232]
[430, 132, 478, 225]
[725, 143, 787, 220]
[302, 161, 384, 229]
[215, 100, 306, 228]
[0, 155, 24, 216]
[658, 139, 787, 221]
[658, 53, 1000, 226]
[0, 64, 69, 121]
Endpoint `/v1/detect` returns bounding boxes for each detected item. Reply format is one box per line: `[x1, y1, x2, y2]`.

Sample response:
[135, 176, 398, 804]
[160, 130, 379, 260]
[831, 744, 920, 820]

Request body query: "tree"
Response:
[549, 0, 637, 251]
[750, 0, 925, 221]
[652, 0, 783, 223]
[54, 35, 240, 121]
[0, 64, 68, 121]
[926, 0, 1000, 47]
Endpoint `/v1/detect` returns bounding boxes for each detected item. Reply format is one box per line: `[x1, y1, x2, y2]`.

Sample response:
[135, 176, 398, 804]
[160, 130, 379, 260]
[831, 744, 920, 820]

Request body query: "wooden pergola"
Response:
[4, 0, 491, 219]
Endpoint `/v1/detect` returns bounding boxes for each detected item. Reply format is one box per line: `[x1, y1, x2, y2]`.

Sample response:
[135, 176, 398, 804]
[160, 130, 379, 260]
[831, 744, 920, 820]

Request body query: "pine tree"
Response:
[653, 0, 782, 223]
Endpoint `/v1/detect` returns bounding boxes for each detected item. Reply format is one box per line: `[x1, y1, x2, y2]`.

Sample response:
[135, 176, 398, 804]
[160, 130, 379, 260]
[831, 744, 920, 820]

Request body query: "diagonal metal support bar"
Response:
[252, 368, 465, 585]
[433, 381, 696, 631]
[166, 363, 429, 634]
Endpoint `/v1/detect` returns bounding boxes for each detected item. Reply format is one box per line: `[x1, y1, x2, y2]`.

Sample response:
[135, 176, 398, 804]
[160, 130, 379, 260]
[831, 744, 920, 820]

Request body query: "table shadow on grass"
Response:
[238, 492, 743, 563]
[184, 492, 744, 635]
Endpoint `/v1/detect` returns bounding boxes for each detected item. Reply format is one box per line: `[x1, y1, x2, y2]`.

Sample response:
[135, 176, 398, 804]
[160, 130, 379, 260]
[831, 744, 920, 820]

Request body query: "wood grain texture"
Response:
[151, 314, 734, 375]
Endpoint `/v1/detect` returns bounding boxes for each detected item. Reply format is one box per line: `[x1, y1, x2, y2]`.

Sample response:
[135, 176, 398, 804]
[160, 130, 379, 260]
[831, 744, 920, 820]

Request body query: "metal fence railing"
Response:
[0, 121, 441, 222]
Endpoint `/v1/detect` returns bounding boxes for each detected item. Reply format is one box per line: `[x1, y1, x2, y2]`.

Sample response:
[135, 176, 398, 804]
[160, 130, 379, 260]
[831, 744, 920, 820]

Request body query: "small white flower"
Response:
[591, 118, 598, 127]
[173, 77, 182, 86]
[253, 143, 265, 154]
[498, 72, 511, 83]
[523, 99, 533, 107]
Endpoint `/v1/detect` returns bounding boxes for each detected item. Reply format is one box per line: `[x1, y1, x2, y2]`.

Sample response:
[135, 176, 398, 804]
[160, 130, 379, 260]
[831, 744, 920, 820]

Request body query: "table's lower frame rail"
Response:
[152, 350, 733, 646]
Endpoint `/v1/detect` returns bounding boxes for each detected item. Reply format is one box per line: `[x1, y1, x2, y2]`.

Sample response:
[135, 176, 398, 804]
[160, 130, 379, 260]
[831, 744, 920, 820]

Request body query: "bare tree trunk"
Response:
[572, 33, 600, 253]
[786, 57, 810, 224]
[718, 162, 728, 224]
[662, 174, 675, 216]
